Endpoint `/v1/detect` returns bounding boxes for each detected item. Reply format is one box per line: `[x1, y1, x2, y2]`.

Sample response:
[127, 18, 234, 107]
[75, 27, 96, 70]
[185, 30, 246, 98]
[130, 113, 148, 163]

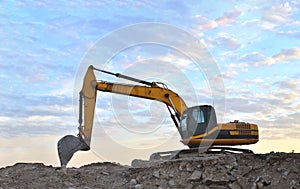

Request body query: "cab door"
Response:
[186, 107, 207, 137]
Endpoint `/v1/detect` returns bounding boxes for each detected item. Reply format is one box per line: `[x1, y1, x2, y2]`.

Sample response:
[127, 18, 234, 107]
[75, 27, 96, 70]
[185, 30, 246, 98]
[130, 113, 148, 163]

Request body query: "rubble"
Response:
[0, 152, 299, 189]
[189, 170, 202, 181]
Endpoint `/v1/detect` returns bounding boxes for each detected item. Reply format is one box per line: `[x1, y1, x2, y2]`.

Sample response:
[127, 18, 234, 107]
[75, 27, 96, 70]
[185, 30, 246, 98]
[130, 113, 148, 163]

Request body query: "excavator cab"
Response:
[180, 105, 259, 148]
[179, 105, 217, 139]
[179, 105, 218, 148]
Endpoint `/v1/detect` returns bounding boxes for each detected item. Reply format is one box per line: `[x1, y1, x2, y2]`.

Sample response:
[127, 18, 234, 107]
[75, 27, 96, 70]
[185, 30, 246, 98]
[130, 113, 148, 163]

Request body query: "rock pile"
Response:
[129, 153, 299, 189]
[0, 152, 299, 189]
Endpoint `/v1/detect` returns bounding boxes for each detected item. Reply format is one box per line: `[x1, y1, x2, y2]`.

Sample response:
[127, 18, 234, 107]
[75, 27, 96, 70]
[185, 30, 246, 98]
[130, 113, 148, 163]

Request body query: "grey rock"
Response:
[233, 161, 239, 170]
[228, 175, 237, 182]
[179, 162, 185, 171]
[153, 170, 160, 178]
[282, 170, 289, 176]
[131, 159, 149, 167]
[229, 182, 241, 189]
[257, 181, 265, 189]
[168, 179, 176, 187]
[203, 158, 218, 167]
[290, 180, 299, 189]
[64, 181, 74, 187]
[251, 176, 271, 189]
[208, 185, 229, 189]
[225, 164, 233, 170]
[135, 184, 143, 189]
[130, 179, 137, 186]
[186, 163, 194, 172]
[189, 170, 202, 181]
[238, 166, 253, 176]
[203, 172, 230, 185]
[100, 171, 109, 175]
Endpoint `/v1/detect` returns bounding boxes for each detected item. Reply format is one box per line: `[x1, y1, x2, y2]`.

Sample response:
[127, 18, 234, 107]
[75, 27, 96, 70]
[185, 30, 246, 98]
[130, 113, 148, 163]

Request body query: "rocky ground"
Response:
[0, 152, 299, 189]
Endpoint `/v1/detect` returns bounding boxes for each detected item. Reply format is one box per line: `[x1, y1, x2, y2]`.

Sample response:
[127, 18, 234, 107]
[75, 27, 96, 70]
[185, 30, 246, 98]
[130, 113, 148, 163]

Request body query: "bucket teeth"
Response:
[57, 135, 90, 167]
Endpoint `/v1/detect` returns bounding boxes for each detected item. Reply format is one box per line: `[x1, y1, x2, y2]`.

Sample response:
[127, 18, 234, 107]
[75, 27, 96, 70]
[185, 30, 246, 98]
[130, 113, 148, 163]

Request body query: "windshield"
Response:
[192, 108, 205, 123]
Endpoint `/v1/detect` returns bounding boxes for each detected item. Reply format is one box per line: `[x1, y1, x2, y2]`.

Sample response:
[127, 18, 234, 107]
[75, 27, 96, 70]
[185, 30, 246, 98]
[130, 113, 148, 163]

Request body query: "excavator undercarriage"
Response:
[149, 146, 254, 161]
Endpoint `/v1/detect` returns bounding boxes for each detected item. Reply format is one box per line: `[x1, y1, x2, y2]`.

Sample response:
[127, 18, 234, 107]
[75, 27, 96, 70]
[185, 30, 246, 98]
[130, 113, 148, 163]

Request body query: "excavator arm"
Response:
[58, 65, 188, 167]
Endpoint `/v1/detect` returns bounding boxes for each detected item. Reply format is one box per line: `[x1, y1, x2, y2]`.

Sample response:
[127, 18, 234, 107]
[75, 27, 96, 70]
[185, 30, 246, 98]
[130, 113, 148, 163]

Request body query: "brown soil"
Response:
[0, 152, 299, 189]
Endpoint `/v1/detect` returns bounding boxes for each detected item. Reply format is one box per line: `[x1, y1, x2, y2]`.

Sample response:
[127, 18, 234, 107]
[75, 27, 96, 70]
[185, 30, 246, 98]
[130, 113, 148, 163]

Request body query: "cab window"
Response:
[180, 115, 187, 132]
[192, 109, 205, 123]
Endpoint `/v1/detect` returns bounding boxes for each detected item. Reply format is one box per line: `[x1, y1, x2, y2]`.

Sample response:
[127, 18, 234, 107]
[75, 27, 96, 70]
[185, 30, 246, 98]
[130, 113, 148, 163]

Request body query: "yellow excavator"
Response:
[57, 65, 259, 167]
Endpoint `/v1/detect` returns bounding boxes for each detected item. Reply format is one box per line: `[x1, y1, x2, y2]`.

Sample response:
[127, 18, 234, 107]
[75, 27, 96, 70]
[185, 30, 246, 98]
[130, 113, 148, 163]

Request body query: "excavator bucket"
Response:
[57, 135, 90, 167]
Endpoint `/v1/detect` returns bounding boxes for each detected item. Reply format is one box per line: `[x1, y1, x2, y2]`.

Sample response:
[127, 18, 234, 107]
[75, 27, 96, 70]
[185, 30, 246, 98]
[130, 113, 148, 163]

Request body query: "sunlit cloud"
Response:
[197, 7, 241, 30]
[236, 47, 300, 67]
[262, 2, 292, 25]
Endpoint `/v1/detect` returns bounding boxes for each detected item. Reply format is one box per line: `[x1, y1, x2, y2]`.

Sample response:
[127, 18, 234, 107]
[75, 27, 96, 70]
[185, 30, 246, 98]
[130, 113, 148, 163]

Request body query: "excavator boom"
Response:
[96, 81, 188, 116]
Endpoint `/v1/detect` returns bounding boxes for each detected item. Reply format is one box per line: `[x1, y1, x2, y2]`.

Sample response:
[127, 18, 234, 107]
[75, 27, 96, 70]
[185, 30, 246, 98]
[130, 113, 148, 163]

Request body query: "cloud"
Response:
[213, 35, 241, 51]
[233, 91, 298, 113]
[274, 89, 298, 104]
[275, 29, 300, 39]
[163, 0, 189, 15]
[274, 78, 300, 90]
[246, 1, 299, 33]
[0, 92, 77, 138]
[239, 47, 300, 66]
[273, 47, 300, 62]
[220, 62, 248, 79]
[226, 97, 265, 114]
[243, 52, 275, 66]
[238, 1, 299, 38]
[0, 92, 73, 115]
[221, 68, 238, 79]
[197, 20, 218, 30]
[0, 115, 76, 139]
[154, 54, 195, 71]
[215, 8, 242, 26]
[262, 2, 292, 25]
[197, 7, 242, 30]
[223, 71, 300, 140]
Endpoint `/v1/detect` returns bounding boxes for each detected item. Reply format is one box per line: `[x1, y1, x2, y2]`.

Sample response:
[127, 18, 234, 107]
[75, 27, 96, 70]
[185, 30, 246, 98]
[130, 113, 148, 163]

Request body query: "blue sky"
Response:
[0, 0, 299, 167]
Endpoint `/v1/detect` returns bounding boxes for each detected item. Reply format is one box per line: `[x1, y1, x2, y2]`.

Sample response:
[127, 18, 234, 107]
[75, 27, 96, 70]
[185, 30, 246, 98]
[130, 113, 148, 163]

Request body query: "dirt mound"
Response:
[0, 152, 299, 189]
